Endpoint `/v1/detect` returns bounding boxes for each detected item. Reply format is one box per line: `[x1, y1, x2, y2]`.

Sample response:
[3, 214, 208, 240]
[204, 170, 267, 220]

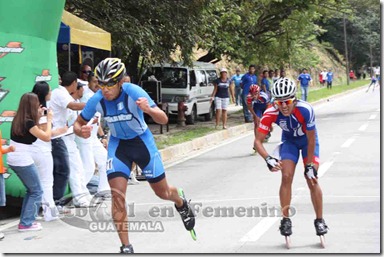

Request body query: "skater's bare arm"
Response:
[247, 101, 257, 118]
[136, 97, 168, 125]
[305, 130, 316, 166]
[210, 84, 218, 103]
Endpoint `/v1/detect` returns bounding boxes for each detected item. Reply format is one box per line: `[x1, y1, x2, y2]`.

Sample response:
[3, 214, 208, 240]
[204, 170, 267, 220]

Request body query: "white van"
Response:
[141, 62, 217, 124]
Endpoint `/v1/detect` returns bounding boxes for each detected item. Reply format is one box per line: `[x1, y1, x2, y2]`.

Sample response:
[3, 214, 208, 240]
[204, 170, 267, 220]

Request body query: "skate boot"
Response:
[175, 188, 196, 240]
[314, 218, 328, 236]
[175, 189, 195, 231]
[279, 217, 292, 236]
[120, 244, 134, 254]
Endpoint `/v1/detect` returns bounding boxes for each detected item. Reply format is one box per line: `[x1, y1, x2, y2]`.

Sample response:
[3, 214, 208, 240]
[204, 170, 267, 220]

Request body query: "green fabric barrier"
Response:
[0, 0, 65, 199]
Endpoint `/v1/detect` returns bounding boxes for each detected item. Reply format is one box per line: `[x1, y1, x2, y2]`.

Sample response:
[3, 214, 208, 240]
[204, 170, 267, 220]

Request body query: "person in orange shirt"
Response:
[1, 130, 16, 240]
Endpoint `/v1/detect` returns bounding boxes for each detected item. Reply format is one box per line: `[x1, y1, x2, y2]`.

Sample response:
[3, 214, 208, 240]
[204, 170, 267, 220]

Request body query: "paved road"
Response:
[0, 88, 380, 253]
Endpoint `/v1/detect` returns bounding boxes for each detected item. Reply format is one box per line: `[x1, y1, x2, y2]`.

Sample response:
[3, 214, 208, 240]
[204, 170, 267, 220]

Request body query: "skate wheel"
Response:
[319, 235, 325, 248]
[177, 188, 184, 197]
[190, 229, 197, 241]
[285, 236, 291, 249]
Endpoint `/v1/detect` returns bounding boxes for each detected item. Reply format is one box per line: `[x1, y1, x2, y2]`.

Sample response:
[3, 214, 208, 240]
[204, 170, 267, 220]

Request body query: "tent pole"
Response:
[68, 43, 71, 71]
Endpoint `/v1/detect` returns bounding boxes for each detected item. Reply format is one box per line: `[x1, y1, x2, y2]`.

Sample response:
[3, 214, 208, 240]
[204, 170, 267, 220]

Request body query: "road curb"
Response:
[159, 84, 367, 163]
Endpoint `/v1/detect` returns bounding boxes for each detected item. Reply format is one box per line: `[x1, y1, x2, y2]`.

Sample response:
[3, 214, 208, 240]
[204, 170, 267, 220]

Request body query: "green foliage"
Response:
[65, 0, 374, 80]
[156, 127, 216, 149]
[65, 0, 210, 80]
[319, 0, 380, 70]
[196, 0, 348, 70]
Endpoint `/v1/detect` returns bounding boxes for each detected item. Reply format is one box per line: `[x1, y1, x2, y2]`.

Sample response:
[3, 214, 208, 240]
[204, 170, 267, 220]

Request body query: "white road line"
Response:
[239, 188, 306, 243]
[358, 123, 369, 131]
[369, 114, 377, 120]
[239, 217, 280, 242]
[317, 161, 334, 178]
[341, 137, 356, 148]
[0, 220, 19, 232]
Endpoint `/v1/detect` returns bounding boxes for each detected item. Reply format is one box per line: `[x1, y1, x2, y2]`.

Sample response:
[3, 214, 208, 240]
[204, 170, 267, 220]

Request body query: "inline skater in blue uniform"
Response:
[255, 78, 328, 242]
[74, 58, 196, 253]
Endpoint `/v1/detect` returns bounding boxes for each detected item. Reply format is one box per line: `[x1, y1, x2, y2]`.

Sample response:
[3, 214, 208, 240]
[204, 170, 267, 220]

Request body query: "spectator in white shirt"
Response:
[49, 71, 85, 208]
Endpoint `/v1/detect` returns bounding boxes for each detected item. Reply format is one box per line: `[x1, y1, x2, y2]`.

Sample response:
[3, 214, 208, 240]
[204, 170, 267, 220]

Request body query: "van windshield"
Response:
[143, 67, 187, 88]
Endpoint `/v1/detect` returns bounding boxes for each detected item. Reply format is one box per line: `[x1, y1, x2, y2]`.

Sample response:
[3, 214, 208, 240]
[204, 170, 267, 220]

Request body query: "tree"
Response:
[196, 0, 347, 69]
[319, 0, 380, 71]
[65, 0, 355, 81]
[65, 0, 209, 82]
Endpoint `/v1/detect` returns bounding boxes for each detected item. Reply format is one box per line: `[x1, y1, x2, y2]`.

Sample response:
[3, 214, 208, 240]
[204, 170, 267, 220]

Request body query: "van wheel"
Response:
[186, 105, 197, 125]
[204, 103, 215, 121]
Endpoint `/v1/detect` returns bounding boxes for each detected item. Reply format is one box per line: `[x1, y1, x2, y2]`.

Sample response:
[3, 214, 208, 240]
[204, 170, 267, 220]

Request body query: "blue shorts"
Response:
[106, 129, 165, 183]
[280, 136, 320, 165]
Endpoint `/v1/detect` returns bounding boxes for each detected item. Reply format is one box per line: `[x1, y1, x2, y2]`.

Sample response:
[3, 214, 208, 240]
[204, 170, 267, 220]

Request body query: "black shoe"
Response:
[279, 218, 292, 236]
[314, 218, 328, 236]
[120, 244, 134, 254]
[175, 189, 195, 231]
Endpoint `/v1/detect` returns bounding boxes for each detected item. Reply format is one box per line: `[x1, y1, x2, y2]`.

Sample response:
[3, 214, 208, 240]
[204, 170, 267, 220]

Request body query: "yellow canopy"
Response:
[62, 10, 111, 51]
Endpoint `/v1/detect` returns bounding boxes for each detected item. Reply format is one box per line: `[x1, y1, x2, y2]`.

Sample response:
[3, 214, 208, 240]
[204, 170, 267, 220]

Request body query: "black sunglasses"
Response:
[82, 70, 92, 74]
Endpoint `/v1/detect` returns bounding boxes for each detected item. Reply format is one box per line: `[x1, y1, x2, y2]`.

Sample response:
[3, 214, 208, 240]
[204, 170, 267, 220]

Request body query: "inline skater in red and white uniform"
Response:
[255, 78, 328, 238]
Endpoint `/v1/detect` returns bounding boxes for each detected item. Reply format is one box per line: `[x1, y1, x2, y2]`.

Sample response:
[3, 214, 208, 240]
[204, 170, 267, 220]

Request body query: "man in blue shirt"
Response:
[73, 58, 196, 253]
[261, 70, 271, 94]
[326, 69, 333, 90]
[230, 67, 244, 106]
[297, 68, 312, 101]
[240, 65, 257, 122]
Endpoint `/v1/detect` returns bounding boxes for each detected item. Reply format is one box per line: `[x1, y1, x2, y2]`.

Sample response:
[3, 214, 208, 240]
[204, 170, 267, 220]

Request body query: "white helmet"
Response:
[271, 78, 296, 99]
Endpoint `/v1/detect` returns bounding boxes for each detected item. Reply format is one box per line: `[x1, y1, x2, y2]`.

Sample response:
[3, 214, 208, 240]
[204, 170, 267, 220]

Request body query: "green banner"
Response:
[0, 0, 65, 200]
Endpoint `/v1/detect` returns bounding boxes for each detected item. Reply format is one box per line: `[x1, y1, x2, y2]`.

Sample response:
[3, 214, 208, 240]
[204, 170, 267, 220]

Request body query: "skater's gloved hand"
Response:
[265, 155, 282, 172]
[304, 163, 318, 184]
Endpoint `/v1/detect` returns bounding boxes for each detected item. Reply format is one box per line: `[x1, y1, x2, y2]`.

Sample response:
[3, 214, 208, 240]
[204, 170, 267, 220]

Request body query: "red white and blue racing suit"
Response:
[257, 100, 320, 165]
[247, 91, 270, 118]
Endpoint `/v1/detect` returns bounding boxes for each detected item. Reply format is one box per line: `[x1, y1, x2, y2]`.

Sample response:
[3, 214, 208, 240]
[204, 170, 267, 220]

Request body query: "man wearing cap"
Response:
[211, 68, 235, 129]
[230, 67, 244, 106]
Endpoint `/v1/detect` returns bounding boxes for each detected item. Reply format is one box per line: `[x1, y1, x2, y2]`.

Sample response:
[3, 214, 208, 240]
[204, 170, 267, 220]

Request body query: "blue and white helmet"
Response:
[271, 78, 296, 99]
